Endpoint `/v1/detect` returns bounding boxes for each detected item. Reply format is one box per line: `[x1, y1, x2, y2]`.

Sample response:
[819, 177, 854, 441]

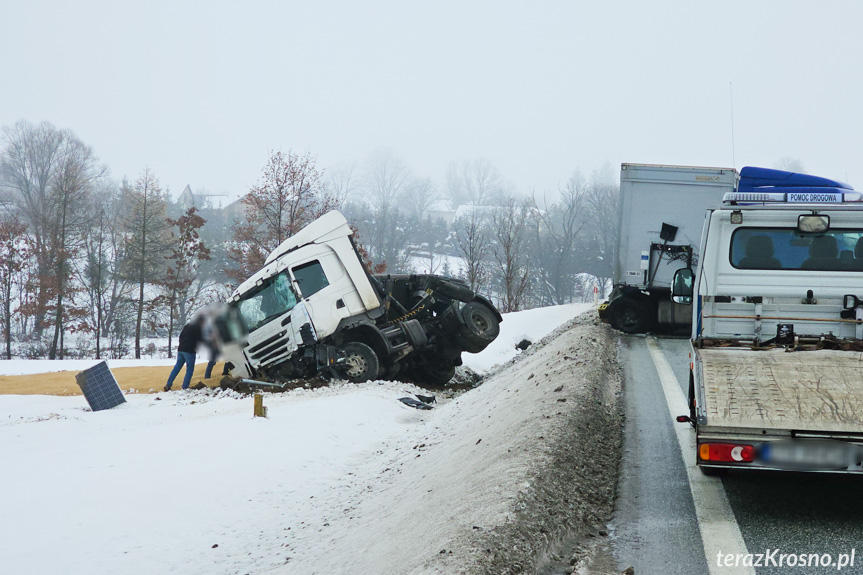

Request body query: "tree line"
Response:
[0, 120, 619, 360]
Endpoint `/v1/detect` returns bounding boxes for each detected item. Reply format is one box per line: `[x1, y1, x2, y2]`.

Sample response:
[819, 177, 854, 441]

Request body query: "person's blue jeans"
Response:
[165, 351, 196, 390]
[205, 345, 217, 379]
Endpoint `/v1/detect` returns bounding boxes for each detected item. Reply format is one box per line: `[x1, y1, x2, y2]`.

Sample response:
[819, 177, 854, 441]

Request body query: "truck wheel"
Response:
[416, 362, 456, 386]
[610, 299, 646, 333]
[436, 280, 475, 302]
[457, 302, 501, 352]
[337, 342, 380, 383]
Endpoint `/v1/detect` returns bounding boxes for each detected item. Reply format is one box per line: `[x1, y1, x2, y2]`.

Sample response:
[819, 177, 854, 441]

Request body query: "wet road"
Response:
[610, 335, 863, 574]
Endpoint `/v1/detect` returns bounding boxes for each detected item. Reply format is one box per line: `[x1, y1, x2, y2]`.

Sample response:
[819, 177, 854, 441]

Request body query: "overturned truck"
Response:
[216, 211, 502, 385]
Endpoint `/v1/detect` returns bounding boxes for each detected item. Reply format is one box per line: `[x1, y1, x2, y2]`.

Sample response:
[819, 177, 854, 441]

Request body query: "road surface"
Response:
[607, 335, 863, 574]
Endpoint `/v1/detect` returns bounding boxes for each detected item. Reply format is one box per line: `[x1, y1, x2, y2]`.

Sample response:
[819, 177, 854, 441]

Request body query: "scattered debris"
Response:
[398, 397, 434, 410]
[516, 339, 532, 351]
[76, 361, 126, 411]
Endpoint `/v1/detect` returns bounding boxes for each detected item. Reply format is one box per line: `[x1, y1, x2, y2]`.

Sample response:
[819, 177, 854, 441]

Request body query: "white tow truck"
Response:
[216, 211, 502, 385]
[674, 167, 863, 474]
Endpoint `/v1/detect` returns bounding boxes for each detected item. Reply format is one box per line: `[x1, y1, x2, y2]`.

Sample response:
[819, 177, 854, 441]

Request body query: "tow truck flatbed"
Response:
[696, 347, 863, 434]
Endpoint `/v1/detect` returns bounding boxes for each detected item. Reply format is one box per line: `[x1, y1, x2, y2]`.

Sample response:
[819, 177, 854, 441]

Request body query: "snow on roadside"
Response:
[461, 302, 594, 373]
[0, 380, 439, 575]
[0, 303, 604, 575]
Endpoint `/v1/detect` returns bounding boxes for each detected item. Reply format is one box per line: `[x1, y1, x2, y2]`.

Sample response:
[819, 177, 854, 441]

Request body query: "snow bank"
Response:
[462, 302, 594, 373]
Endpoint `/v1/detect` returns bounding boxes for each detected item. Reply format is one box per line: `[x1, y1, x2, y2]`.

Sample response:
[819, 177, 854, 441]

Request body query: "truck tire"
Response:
[457, 302, 501, 352]
[337, 342, 380, 383]
[435, 280, 475, 302]
[610, 299, 647, 334]
[415, 362, 456, 386]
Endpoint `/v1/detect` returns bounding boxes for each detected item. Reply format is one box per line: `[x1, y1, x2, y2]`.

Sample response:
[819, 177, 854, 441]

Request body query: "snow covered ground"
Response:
[0, 303, 599, 575]
[461, 302, 593, 373]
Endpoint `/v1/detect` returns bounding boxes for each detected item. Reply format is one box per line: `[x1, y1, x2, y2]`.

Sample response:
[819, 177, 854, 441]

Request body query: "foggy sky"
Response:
[1, 0, 861, 201]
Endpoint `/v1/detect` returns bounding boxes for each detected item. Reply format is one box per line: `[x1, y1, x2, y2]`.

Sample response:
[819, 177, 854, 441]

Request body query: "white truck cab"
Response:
[676, 167, 863, 474]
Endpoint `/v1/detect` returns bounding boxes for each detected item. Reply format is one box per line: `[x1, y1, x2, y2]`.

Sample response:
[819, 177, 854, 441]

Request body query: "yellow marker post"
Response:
[253, 393, 267, 418]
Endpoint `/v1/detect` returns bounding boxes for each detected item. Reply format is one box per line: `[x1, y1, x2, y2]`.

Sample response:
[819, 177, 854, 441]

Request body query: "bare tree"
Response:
[228, 150, 331, 283]
[123, 168, 171, 359]
[363, 149, 412, 266]
[0, 121, 65, 335]
[81, 181, 137, 359]
[582, 179, 620, 296]
[455, 207, 490, 292]
[326, 162, 356, 207]
[492, 196, 531, 312]
[47, 136, 105, 359]
[0, 218, 30, 359]
[446, 158, 505, 207]
[402, 176, 439, 221]
[532, 173, 588, 305]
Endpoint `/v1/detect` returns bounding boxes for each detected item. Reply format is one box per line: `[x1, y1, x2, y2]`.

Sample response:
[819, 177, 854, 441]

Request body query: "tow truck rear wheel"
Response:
[337, 342, 380, 383]
[699, 465, 729, 477]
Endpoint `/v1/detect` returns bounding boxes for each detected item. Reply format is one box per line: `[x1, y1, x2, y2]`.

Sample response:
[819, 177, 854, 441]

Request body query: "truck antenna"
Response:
[729, 82, 736, 168]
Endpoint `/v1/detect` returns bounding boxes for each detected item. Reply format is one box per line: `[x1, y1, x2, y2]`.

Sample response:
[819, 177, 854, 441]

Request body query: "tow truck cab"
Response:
[675, 167, 863, 474]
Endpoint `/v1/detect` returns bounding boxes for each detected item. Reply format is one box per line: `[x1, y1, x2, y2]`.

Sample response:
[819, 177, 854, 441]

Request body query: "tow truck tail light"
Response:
[698, 443, 754, 463]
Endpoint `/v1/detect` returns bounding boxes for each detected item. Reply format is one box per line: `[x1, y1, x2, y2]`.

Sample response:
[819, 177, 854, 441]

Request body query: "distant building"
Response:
[177, 184, 229, 211]
[178, 185, 196, 211]
[427, 199, 456, 225]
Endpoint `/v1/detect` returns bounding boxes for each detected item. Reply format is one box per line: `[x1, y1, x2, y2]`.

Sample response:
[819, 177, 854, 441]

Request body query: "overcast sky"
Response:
[1, 1, 860, 201]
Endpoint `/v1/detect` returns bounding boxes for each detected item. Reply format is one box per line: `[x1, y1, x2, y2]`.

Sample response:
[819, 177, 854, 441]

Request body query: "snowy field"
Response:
[0, 303, 594, 575]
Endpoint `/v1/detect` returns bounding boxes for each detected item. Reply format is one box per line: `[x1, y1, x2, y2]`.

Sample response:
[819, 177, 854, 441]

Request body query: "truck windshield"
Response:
[236, 271, 299, 332]
[731, 228, 863, 271]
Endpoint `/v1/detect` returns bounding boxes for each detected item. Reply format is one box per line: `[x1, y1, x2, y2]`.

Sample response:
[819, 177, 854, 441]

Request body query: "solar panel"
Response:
[75, 361, 126, 411]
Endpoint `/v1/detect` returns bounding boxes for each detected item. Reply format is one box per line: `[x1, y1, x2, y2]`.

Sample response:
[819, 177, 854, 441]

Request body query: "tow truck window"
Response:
[731, 228, 863, 271]
[292, 260, 329, 298]
[236, 271, 299, 332]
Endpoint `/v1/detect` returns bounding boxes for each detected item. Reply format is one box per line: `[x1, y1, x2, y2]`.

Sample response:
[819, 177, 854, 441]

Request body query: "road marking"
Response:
[646, 337, 754, 575]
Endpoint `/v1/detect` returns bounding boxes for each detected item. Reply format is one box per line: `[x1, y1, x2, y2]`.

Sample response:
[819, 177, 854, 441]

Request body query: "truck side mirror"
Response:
[672, 268, 694, 305]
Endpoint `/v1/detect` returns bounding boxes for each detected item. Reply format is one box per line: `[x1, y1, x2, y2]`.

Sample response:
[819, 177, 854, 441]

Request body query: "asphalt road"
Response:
[609, 334, 863, 575]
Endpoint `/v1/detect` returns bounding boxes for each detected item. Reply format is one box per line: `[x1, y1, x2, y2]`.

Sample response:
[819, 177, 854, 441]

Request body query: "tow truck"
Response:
[674, 167, 863, 474]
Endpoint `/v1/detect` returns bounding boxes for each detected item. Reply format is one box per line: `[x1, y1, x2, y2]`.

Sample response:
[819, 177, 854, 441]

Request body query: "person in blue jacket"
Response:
[164, 316, 205, 391]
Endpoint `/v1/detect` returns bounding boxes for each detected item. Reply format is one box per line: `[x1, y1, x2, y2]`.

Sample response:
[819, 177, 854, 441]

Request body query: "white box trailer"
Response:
[599, 163, 737, 332]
